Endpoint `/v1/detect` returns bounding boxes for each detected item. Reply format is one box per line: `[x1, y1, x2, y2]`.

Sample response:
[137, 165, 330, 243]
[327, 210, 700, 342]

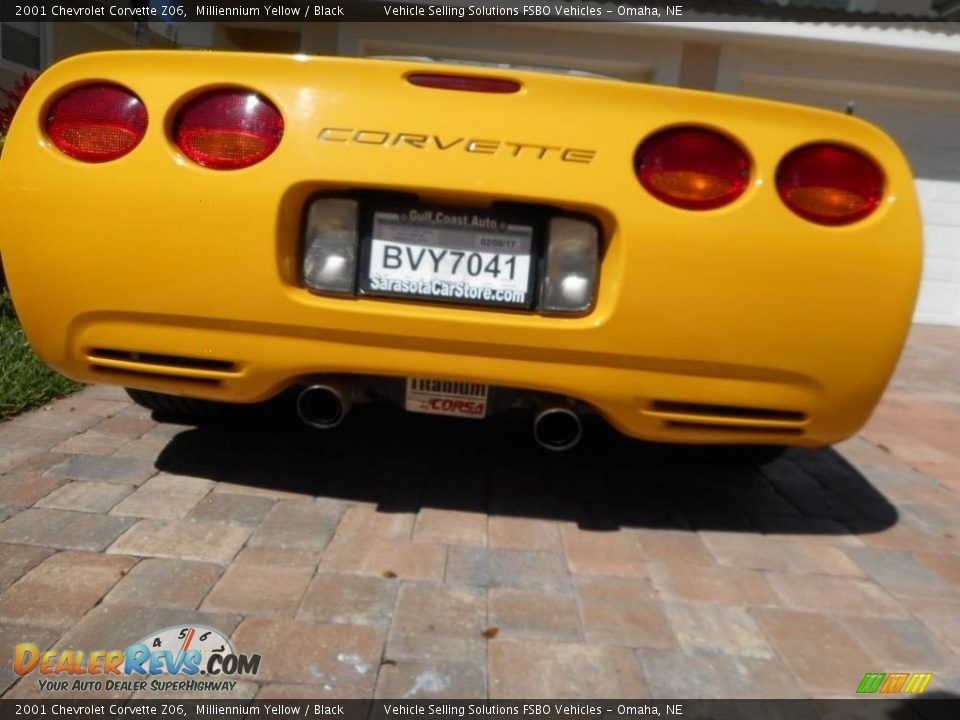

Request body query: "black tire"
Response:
[125, 388, 225, 420]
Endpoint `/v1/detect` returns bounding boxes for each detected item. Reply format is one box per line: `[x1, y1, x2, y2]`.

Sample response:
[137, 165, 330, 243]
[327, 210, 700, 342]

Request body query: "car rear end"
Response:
[0, 51, 922, 447]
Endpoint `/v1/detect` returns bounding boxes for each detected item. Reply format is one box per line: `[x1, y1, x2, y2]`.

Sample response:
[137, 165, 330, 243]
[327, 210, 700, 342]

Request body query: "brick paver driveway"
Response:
[1, 326, 958, 699]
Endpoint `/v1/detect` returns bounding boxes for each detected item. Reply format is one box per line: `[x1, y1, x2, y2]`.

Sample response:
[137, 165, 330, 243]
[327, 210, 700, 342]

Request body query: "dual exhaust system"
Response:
[295, 382, 583, 451]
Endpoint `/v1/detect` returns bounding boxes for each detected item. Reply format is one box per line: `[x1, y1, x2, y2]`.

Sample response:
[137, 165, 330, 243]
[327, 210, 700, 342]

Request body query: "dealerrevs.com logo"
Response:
[14, 625, 260, 694]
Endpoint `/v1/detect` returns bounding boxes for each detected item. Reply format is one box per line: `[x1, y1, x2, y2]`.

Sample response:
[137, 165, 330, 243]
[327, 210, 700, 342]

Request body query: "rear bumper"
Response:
[59, 305, 881, 446]
[0, 51, 923, 446]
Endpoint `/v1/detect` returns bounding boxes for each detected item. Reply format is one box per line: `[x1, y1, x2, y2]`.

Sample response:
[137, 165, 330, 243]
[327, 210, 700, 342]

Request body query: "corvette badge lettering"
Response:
[318, 127, 596, 163]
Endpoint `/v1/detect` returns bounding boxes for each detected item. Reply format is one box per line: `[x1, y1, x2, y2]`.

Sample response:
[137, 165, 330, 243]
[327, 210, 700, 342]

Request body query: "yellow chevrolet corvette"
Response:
[0, 51, 922, 459]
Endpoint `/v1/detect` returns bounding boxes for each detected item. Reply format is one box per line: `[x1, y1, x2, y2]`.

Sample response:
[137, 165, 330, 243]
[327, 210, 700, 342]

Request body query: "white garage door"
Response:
[716, 45, 960, 327]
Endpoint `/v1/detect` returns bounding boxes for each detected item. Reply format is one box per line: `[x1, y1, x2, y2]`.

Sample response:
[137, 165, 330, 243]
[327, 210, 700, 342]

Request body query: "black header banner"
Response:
[6, 1, 675, 23]
[2, 0, 953, 23]
[0, 700, 957, 720]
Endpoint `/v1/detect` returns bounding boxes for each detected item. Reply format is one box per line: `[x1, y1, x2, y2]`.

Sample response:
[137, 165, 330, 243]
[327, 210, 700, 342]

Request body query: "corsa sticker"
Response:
[405, 378, 488, 419]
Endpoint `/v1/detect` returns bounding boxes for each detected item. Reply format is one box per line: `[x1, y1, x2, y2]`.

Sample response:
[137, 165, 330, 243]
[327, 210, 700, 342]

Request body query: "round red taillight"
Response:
[634, 128, 750, 210]
[47, 84, 147, 162]
[776, 144, 884, 226]
[174, 89, 283, 170]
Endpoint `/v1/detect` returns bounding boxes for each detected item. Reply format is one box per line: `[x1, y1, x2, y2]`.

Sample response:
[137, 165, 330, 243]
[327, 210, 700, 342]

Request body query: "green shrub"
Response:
[1, 130, 5, 293]
[1, 292, 83, 420]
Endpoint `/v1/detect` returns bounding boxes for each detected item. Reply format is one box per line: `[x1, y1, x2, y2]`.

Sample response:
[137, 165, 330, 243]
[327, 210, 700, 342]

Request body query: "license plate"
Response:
[405, 378, 489, 419]
[361, 207, 535, 308]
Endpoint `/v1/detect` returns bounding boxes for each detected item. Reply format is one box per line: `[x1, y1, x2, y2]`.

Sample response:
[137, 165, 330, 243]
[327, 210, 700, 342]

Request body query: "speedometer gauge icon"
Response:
[135, 625, 234, 671]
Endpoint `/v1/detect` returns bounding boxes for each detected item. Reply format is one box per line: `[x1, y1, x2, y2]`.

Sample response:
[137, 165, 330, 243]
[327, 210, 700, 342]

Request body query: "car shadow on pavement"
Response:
[152, 400, 899, 537]
[888, 693, 960, 720]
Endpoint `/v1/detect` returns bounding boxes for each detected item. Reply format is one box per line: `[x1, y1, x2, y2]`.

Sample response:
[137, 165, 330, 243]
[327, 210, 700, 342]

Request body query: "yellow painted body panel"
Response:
[0, 51, 922, 446]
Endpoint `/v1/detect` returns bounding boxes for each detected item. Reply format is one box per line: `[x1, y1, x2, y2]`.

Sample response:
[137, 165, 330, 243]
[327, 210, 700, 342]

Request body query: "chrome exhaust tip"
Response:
[533, 406, 582, 451]
[296, 383, 350, 429]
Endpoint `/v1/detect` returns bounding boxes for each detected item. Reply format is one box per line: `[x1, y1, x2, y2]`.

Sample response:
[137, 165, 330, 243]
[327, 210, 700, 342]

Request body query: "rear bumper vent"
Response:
[89, 349, 236, 372]
[643, 399, 807, 434]
[650, 401, 805, 422]
[661, 421, 803, 436]
[86, 348, 239, 386]
[89, 366, 222, 387]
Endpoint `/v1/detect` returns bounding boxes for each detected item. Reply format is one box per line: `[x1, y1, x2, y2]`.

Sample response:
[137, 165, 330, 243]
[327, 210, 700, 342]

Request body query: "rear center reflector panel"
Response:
[406, 73, 521, 94]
